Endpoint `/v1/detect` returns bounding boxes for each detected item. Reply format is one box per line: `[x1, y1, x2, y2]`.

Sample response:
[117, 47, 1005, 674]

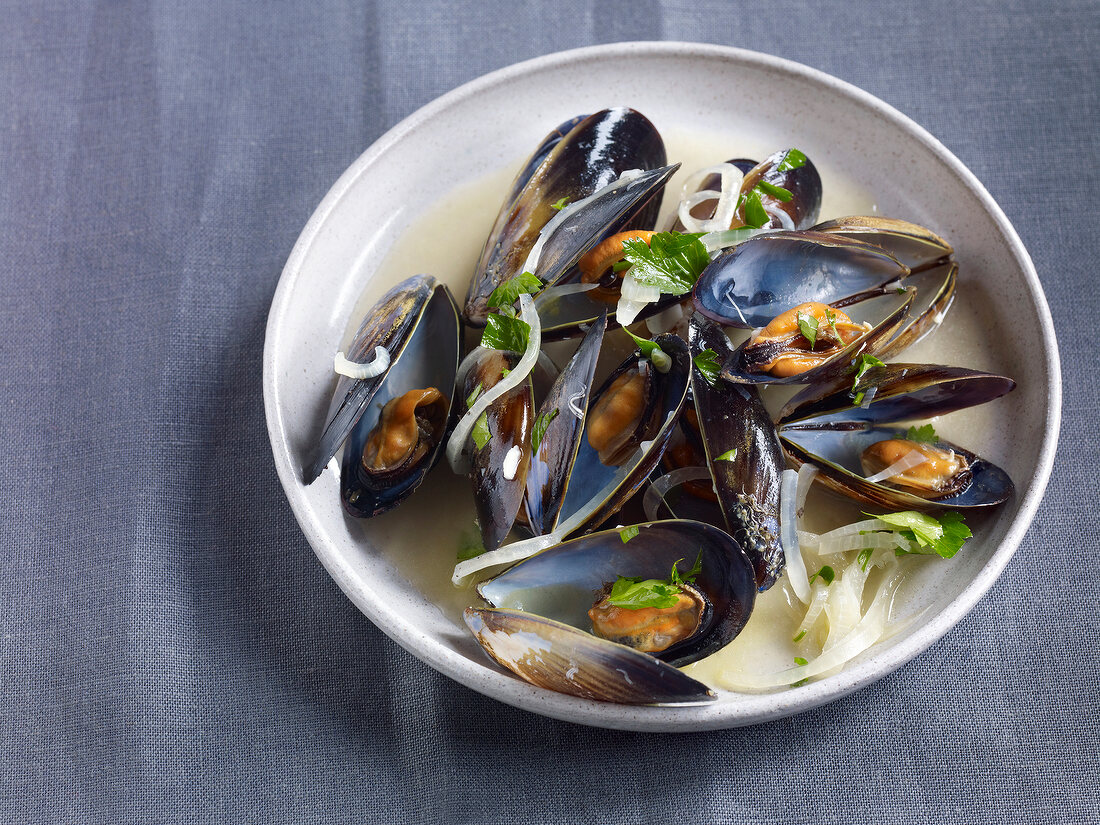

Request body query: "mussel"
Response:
[524, 326, 691, 539]
[306, 275, 461, 518]
[777, 363, 1016, 510]
[465, 108, 670, 329]
[466, 519, 757, 703]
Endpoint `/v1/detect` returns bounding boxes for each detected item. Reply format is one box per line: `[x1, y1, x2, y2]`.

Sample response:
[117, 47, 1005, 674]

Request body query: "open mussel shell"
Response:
[478, 520, 756, 668]
[465, 108, 668, 326]
[543, 333, 691, 537]
[306, 274, 459, 484]
[812, 216, 953, 272]
[692, 231, 909, 330]
[330, 278, 461, 516]
[778, 363, 1016, 510]
[689, 314, 785, 589]
[463, 349, 534, 551]
[532, 163, 680, 339]
[525, 314, 607, 535]
[464, 608, 716, 705]
[720, 288, 915, 386]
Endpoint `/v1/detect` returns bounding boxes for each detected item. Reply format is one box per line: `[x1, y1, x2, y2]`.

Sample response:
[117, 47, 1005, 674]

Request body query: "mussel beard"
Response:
[360, 388, 447, 482]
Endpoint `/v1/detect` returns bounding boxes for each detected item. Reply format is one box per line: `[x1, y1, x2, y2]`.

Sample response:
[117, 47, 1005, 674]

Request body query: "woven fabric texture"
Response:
[1, 1, 1096, 822]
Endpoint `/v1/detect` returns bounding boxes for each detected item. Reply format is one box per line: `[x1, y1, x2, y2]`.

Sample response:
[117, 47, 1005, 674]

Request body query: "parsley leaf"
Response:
[851, 353, 886, 403]
[794, 656, 809, 666]
[808, 565, 835, 585]
[906, 423, 939, 444]
[797, 311, 819, 349]
[693, 348, 721, 386]
[857, 547, 874, 571]
[457, 527, 486, 561]
[551, 196, 570, 211]
[621, 231, 709, 295]
[605, 552, 703, 610]
[714, 448, 737, 462]
[530, 409, 558, 453]
[757, 180, 794, 202]
[486, 272, 543, 311]
[480, 313, 531, 353]
[619, 525, 640, 544]
[866, 510, 972, 559]
[465, 383, 483, 410]
[824, 308, 842, 342]
[741, 189, 770, 228]
[776, 148, 808, 172]
[623, 328, 664, 360]
[793, 630, 807, 642]
[471, 412, 491, 451]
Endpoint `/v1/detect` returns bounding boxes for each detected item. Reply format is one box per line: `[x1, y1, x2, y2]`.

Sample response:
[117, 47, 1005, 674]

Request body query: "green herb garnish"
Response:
[531, 409, 558, 453]
[486, 271, 543, 311]
[605, 552, 703, 610]
[740, 189, 770, 229]
[793, 630, 807, 642]
[757, 180, 794, 201]
[465, 383, 483, 410]
[797, 311, 819, 349]
[621, 231, 709, 296]
[851, 353, 886, 404]
[808, 565, 835, 585]
[480, 313, 531, 353]
[824, 308, 842, 342]
[611, 260, 632, 272]
[693, 348, 722, 386]
[906, 423, 939, 444]
[714, 448, 737, 462]
[551, 196, 570, 211]
[619, 525, 640, 544]
[471, 412, 491, 451]
[776, 148, 808, 172]
[857, 547, 874, 571]
[865, 510, 972, 559]
[457, 526, 486, 561]
[794, 656, 809, 666]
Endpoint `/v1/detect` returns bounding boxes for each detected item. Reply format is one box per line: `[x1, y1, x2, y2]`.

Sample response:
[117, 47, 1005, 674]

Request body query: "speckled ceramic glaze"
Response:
[263, 43, 1060, 731]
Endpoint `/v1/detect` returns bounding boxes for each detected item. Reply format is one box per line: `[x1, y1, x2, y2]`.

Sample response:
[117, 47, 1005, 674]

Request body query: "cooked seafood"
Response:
[309, 111, 1016, 705]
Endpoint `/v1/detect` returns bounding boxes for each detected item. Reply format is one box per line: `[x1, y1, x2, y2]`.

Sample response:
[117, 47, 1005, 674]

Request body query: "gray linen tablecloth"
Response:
[2, 1, 1096, 822]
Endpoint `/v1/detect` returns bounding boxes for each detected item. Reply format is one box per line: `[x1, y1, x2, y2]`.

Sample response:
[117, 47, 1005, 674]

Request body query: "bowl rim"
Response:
[263, 41, 1062, 731]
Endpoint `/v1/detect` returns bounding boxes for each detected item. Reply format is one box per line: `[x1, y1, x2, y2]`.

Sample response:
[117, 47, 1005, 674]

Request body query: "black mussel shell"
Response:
[464, 349, 534, 551]
[477, 520, 756, 668]
[465, 108, 668, 326]
[692, 231, 909, 329]
[689, 314, 786, 589]
[306, 274, 459, 484]
[464, 607, 716, 705]
[812, 216, 953, 272]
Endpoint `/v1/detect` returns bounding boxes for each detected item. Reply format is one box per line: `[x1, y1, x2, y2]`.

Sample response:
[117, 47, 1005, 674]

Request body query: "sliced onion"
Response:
[445, 293, 540, 474]
[533, 281, 597, 309]
[615, 269, 661, 325]
[795, 463, 818, 516]
[863, 449, 928, 483]
[642, 466, 712, 521]
[677, 163, 744, 234]
[793, 580, 830, 641]
[520, 169, 644, 276]
[765, 203, 796, 231]
[780, 468, 811, 603]
[333, 346, 389, 379]
[859, 386, 878, 409]
[451, 531, 561, 586]
[699, 228, 757, 254]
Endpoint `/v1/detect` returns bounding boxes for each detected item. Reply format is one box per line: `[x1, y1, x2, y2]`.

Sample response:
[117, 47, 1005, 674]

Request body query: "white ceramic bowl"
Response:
[263, 43, 1060, 731]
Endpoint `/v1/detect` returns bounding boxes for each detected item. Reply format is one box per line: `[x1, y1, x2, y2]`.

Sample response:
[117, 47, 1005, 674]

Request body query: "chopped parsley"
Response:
[480, 313, 531, 353]
[621, 231, 709, 296]
[794, 656, 809, 666]
[851, 353, 886, 404]
[486, 271, 543, 311]
[776, 148, 808, 172]
[623, 328, 667, 365]
[530, 409, 558, 453]
[693, 348, 722, 386]
[757, 180, 794, 202]
[857, 547, 874, 571]
[793, 630, 807, 642]
[864, 510, 972, 559]
[797, 311, 819, 349]
[714, 448, 737, 462]
[465, 382, 483, 410]
[551, 196, 570, 211]
[824, 308, 842, 342]
[619, 525, 640, 544]
[906, 423, 939, 444]
[471, 412, 491, 451]
[808, 565, 835, 585]
[605, 552, 703, 610]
